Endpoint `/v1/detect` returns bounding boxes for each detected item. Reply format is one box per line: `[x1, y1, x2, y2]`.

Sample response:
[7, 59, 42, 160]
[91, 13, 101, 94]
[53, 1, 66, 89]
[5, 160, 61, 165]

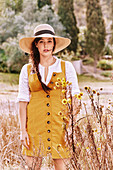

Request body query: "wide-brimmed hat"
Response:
[19, 24, 71, 54]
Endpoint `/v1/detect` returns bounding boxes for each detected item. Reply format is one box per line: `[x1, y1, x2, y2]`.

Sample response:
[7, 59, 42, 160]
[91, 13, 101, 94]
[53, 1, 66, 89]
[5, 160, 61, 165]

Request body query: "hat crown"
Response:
[34, 24, 55, 35]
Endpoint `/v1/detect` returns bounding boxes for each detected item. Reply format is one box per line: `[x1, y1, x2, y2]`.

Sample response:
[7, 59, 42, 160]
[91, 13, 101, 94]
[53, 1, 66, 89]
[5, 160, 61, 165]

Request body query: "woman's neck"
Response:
[40, 55, 56, 67]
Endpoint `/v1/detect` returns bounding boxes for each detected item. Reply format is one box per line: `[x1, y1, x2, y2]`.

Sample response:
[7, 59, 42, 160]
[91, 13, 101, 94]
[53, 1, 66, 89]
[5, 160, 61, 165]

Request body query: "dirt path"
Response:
[82, 65, 112, 80]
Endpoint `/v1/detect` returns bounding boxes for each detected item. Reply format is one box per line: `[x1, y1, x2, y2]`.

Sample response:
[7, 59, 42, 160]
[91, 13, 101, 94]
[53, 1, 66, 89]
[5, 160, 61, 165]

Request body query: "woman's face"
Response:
[35, 37, 54, 57]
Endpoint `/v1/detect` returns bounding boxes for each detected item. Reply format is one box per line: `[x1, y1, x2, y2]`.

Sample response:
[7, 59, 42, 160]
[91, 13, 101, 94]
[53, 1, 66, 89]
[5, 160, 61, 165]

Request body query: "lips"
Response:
[44, 49, 50, 52]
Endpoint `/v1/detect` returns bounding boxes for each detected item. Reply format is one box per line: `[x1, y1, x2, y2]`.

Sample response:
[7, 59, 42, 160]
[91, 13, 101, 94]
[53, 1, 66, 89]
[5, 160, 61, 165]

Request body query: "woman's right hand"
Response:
[20, 130, 30, 150]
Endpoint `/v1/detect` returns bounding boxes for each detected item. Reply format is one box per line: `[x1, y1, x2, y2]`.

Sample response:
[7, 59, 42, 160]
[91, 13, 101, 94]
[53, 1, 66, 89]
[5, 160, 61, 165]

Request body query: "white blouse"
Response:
[17, 56, 80, 102]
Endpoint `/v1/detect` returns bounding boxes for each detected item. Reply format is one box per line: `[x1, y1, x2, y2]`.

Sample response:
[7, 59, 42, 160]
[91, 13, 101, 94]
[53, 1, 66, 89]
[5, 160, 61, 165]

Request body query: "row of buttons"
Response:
[46, 95, 51, 151]
[50, 73, 56, 85]
[47, 73, 56, 150]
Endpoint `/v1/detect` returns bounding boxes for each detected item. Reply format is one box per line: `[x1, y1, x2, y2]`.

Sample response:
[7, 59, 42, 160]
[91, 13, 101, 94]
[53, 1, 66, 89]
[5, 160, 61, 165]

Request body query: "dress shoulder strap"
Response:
[61, 60, 65, 76]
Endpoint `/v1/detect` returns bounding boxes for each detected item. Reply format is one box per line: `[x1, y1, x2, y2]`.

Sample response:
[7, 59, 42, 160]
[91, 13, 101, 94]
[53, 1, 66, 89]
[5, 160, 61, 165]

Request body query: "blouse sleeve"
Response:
[17, 64, 30, 102]
[65, 61, 80, 96]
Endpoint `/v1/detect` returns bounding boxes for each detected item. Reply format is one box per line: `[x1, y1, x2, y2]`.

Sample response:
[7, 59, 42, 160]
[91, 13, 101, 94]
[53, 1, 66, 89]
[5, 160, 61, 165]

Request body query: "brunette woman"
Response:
[18, 24, 80, 170]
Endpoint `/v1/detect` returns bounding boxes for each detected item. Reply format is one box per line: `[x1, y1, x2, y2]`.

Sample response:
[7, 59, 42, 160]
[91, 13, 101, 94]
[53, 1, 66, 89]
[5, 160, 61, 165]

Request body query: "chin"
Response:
[43, 52, 52, 56]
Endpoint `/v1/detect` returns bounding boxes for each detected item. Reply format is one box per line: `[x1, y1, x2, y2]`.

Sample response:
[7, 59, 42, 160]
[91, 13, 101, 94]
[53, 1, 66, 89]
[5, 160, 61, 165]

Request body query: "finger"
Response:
[23, 144, 29, 150]
[22, 140, 30, 150]
[21, 138, 29, 150]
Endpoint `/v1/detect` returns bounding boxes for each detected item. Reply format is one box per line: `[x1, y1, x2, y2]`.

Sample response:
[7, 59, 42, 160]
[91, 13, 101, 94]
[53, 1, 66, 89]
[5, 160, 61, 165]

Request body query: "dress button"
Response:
[47, 121, 50, 124]
[48, 146, 51, 150]
[47, 103, 50, 107]
[50, 81, 53, 84]
[53, 73, 56, 76]
[46, 95, 50, 98]
[47, 130, 51, 133]
[47, 138, 51, 141]
[47, 112, 50, 116]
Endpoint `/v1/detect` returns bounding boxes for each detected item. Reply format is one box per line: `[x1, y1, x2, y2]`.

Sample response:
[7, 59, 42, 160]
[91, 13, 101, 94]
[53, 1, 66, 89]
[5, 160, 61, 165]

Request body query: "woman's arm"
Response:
[19, 101, 29, 150]
[65, 61, 80, 96]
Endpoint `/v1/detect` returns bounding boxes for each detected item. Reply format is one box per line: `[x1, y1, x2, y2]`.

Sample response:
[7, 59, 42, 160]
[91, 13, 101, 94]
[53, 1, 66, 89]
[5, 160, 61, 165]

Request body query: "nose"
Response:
[44, 42, 48, 48]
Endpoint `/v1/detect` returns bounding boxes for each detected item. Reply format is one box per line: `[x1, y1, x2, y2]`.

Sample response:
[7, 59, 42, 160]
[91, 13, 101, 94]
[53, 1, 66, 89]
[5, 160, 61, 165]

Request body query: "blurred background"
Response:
[0, 0, 113, 102]
[0, 0, 113, 76]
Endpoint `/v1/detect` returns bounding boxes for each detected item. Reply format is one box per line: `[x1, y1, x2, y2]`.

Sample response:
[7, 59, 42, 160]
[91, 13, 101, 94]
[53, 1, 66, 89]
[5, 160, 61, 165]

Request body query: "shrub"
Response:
[71, 56, 81, 61]
[101, 71, 112, 77]
[1, 37, 29, 73]
[97, 59, 113, 70]
[0, 49, 9, 72]
[82, 57, 94, 65]
[102, 45, 113, 56]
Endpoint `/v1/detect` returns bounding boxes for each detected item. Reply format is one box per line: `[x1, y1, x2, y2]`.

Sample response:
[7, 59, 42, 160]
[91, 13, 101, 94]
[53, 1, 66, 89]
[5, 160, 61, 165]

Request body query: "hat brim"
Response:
[19, 34, 71, 54]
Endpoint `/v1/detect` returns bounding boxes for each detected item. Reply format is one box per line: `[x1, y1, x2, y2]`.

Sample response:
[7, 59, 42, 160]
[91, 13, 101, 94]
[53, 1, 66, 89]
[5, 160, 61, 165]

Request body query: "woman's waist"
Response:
[30, 89, 61, 99]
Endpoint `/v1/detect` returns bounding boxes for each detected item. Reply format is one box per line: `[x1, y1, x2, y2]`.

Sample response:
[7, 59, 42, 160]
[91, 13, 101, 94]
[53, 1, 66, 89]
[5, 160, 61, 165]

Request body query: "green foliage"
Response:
[5, 0, 23, 13]
[101, 71, 112, 77]
[77, 26, 87, 56]
[1, 37, 29, 73]
[0, 49, 8, 72]
[0, 8, 26, 43]
[102, 45, 113, 56]
[82, 57, 94, 65]
[0, 49, 7, 62]
[0, 3, 66, 43]
[110, 0, 113, 44]
[71, 56, 81, 61]
[0, 2, 66, 73]
[36, 5, 66, 37]
[85, 0, 106, 59]
[58, 0, 79, 53]
[37, 0, 51, 9]
[97, 59, 113, 70]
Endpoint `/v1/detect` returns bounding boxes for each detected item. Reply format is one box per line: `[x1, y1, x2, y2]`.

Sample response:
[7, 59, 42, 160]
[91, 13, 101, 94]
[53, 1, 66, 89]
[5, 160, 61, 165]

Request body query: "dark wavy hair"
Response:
[30, 37, 56, 93]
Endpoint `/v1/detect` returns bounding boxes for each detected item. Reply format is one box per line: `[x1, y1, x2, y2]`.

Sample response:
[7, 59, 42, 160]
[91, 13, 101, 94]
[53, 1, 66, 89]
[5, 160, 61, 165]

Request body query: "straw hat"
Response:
[19, 24, 71, 54]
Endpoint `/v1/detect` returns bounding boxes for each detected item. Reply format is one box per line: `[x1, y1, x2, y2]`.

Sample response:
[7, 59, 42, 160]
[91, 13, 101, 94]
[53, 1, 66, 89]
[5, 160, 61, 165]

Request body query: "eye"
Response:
[48, 40, 52, 43]
[39, 40, 43, 43]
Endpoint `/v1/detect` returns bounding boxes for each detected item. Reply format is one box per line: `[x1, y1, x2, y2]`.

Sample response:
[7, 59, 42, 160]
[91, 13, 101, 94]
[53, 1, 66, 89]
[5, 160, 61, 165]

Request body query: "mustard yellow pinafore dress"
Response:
[22, 61, 69, 159]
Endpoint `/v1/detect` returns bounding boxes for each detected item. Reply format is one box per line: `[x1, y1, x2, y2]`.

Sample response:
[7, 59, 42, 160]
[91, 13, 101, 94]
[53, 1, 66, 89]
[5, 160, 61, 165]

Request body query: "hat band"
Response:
[34, 30, 55, 36]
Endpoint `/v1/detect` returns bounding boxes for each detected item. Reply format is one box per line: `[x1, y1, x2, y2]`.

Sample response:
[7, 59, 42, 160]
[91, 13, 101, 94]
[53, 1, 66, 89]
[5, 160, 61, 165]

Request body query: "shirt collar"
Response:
[39, 56, 62, 73]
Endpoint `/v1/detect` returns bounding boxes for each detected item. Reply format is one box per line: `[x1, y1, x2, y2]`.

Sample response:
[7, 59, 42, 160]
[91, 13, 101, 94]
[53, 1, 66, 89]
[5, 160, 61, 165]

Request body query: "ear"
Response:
[35, 42, 37, 46]
[35, 42, 38, 48]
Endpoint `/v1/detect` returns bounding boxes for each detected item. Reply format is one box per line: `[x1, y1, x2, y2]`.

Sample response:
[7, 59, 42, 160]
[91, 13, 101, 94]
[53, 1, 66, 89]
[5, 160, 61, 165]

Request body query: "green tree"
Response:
[37, 0, 51, 9]
[110, 0, 113, 44]
[85, 0, 106, 73]
[1, 37, 29, 73]
[5, 0, 23, 13]
[0, 8, 26, 43]
[58, 0, 79, 53]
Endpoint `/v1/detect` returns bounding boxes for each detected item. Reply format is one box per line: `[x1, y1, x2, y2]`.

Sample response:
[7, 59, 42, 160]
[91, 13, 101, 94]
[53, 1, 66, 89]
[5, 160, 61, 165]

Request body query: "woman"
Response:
[18, 24, 80, 170]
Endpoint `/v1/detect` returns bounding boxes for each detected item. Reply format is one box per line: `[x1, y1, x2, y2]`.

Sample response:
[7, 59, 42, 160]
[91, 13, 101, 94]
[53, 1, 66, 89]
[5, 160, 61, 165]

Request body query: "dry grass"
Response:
[64, 86, 113, 170]
[0, 81, 113, 169]
[0, 101, 55, 170]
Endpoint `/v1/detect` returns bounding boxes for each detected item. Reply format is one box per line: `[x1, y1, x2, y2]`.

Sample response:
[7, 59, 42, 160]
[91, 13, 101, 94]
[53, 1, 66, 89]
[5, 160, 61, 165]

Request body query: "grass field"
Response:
[0, 72, 112, 85]
[0, 72, 19, 85]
